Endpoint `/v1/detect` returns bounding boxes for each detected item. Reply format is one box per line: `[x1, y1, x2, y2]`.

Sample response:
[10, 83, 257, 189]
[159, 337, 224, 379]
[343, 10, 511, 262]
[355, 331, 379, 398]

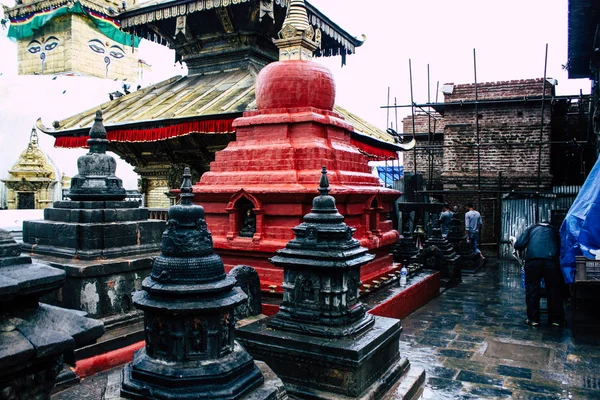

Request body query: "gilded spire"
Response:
[285, 0, 310, 33]
[275, 0, 321, 61]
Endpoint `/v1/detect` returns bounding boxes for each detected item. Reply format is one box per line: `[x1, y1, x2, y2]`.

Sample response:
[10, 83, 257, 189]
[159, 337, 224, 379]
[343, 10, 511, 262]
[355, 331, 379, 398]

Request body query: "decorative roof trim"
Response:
[118, 0, 362, 51]
[4, 0, 112, 18]
[120, 0, 263, 28]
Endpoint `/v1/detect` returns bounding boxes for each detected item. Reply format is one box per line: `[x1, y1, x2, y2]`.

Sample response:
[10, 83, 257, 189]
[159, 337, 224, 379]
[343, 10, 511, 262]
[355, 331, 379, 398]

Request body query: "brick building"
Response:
[402, 78, 593, 243]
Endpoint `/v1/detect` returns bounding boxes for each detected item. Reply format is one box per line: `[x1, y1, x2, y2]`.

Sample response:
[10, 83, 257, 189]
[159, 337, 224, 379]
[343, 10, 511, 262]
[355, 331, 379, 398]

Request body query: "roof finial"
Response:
[284, 0, 310, 33]
[318, 166, 330, 197]
[180, 166, 195, 205]
[29, 127, 39, 148]
[275, 0, 321, 61]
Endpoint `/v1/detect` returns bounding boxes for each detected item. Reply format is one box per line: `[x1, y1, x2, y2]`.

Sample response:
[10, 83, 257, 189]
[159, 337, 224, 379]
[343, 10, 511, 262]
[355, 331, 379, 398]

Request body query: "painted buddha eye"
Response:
[44, 36, 59, 51]
[88, 39, 105, 54]
[27, 40, 42, 54]
[109, 45, 125, 59]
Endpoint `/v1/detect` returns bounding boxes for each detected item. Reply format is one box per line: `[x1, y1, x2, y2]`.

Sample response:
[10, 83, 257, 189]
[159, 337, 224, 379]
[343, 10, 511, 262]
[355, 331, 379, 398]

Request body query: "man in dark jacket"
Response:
[513, 222, 565, 327]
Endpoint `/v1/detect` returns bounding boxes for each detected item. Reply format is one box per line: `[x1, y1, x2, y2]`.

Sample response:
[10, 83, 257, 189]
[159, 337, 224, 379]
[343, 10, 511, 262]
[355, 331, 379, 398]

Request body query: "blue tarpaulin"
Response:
[376, 166, 403, 184]
[560, 156, 600, 284]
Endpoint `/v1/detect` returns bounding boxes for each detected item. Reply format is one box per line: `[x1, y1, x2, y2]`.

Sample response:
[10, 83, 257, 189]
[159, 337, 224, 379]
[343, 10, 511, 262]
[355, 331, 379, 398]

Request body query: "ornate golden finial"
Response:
[284, 0, 310, 32]
[275, 0, 321, 61]
[29, 127, 39, 148]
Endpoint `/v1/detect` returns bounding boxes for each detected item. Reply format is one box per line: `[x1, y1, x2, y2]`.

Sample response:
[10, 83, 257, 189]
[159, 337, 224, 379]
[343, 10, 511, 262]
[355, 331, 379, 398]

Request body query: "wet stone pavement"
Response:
[52, 257, 600, 400]
[389, 257, 600, 400]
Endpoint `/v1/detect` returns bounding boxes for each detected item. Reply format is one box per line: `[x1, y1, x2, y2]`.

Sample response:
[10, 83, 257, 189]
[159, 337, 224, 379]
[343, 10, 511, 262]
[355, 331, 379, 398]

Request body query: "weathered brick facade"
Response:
[441, 78, 554, 190]
[402, 78, 557, 243]
[402, 113, 445, 183]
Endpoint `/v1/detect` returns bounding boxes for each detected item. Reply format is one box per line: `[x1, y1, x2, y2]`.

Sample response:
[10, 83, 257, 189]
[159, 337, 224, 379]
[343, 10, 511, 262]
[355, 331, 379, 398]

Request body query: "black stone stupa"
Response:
[446, 211, 482, 273]
[237, 167, 424, 399]
[120, 167, 285, 400]
[0, 229, 104, 399]
[421, 227, 461, 284]
[392, 227, 420, 266]
[21, 110, 165, 319]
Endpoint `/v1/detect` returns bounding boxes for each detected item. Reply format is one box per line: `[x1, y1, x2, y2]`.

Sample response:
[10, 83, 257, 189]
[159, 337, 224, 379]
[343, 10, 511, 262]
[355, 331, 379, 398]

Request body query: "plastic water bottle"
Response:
[400, 266, 408, 287]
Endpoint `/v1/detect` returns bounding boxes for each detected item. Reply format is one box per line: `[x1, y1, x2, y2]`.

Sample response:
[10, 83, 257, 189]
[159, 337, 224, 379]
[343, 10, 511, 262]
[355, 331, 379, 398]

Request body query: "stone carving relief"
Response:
[220, 312, 233, 352]
[185, 317, 207, 357]
[294, 273, 320, 306]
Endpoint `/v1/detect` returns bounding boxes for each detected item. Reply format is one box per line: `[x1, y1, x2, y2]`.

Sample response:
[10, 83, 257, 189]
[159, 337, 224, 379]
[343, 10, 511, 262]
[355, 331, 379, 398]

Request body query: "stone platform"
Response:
[23, 200, 164, 261]
[22, 200, 165, 319]
[237, 316, 423, 399]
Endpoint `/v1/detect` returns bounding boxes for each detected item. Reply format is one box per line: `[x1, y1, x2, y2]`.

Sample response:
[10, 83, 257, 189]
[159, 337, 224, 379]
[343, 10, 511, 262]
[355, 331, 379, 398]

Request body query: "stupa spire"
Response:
[68, 109, 127, 200]
[275, 0, 321, 60]
[284, 0, 310, 32]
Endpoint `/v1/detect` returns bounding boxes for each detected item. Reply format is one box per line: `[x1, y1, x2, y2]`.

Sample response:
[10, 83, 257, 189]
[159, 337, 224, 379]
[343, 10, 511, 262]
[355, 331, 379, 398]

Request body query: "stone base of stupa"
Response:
[237, 315, 424, 399]
[103, 359, 287, 400]
[38, 254, 159, 319]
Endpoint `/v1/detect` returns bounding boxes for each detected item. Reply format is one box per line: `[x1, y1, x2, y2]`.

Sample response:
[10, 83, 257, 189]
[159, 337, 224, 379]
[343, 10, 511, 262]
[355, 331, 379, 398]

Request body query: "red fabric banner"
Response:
[350, 138, 398, 160]
[54, 119, 236, 148]
[54, 118, 398, 160]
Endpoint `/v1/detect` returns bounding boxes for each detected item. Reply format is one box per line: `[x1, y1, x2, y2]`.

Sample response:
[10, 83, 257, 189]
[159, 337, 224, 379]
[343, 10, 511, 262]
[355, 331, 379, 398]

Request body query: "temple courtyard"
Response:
[50, 255, 600, 400]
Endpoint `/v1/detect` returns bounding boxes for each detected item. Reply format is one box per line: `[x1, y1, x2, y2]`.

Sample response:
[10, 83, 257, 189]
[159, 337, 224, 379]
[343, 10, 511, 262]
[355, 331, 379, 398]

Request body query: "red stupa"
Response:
[193, 0, 400, 293]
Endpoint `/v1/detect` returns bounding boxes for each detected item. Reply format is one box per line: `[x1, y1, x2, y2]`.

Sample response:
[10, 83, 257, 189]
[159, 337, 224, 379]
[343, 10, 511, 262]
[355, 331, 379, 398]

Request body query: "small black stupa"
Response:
[120, 167, 284, 400]
[68, 110, 127, 200]
[22, 110, 164, 319]
[447, 211, 482, 273]
[0, 229, 104, 399]
[238, 167, 424, 399]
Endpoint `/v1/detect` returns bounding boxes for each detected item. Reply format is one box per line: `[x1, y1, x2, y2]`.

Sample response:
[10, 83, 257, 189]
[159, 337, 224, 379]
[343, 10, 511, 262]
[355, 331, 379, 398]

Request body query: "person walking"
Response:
[439, 203, 453, 237]
[464, 202, 484, 260]
[513, 222, 565, 327]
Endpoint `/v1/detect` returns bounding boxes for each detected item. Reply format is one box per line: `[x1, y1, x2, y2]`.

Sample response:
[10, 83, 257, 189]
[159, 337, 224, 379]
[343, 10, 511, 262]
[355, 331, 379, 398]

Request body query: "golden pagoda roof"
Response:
[3, 129, 56, 183]
[37, 69, 394, 145]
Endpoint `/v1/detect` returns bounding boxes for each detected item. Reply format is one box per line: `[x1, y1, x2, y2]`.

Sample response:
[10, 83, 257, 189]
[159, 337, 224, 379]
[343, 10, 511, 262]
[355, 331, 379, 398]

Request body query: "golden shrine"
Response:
[3, 128, 57, 209]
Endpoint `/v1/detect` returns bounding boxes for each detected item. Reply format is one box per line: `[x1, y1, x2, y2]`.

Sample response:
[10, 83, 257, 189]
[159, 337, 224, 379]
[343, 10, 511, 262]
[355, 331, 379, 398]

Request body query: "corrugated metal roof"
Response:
[39, 69, 393, 144]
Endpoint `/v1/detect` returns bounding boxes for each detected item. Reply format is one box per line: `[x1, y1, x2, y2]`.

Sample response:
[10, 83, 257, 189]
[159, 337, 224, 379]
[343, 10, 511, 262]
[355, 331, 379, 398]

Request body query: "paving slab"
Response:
[402, 257, 600, 399]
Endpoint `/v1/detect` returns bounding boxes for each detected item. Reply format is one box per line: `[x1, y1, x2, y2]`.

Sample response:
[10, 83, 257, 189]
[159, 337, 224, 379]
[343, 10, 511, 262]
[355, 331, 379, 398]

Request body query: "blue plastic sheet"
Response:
[560, 156, 600, 284]
[376, 166, 403, 185]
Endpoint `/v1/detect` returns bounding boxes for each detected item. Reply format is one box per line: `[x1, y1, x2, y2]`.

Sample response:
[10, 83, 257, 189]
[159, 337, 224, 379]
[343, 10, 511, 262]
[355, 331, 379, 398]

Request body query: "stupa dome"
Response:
[255, 61, 335, 111]
[255, 0, 334, 111]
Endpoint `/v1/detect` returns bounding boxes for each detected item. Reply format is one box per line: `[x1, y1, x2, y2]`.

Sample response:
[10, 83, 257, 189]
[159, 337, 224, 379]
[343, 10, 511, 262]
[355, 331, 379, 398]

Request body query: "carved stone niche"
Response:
[226, 191, 263, 242]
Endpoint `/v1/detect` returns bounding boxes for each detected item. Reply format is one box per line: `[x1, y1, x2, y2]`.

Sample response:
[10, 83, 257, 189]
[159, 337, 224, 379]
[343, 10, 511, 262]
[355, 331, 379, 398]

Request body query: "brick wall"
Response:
[443, 78, 555, 102]
[441, 103, 553, 189]
[402, 113, 445, 182]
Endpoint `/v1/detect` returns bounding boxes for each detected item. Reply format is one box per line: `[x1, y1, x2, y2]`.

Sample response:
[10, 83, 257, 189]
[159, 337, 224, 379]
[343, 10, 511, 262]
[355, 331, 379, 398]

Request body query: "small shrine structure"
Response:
[119, 167, 286, 399]
[2, 128, 58, 210]
[237, 167, 424, 398]
[0, 229, 104, 398]
[191, 0, 401, 293]
[22, 110, 165, 321]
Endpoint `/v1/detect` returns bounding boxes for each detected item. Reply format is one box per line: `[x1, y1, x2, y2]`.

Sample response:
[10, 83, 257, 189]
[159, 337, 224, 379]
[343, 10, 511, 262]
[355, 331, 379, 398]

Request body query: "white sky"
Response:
[0, 0, 592, 194]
